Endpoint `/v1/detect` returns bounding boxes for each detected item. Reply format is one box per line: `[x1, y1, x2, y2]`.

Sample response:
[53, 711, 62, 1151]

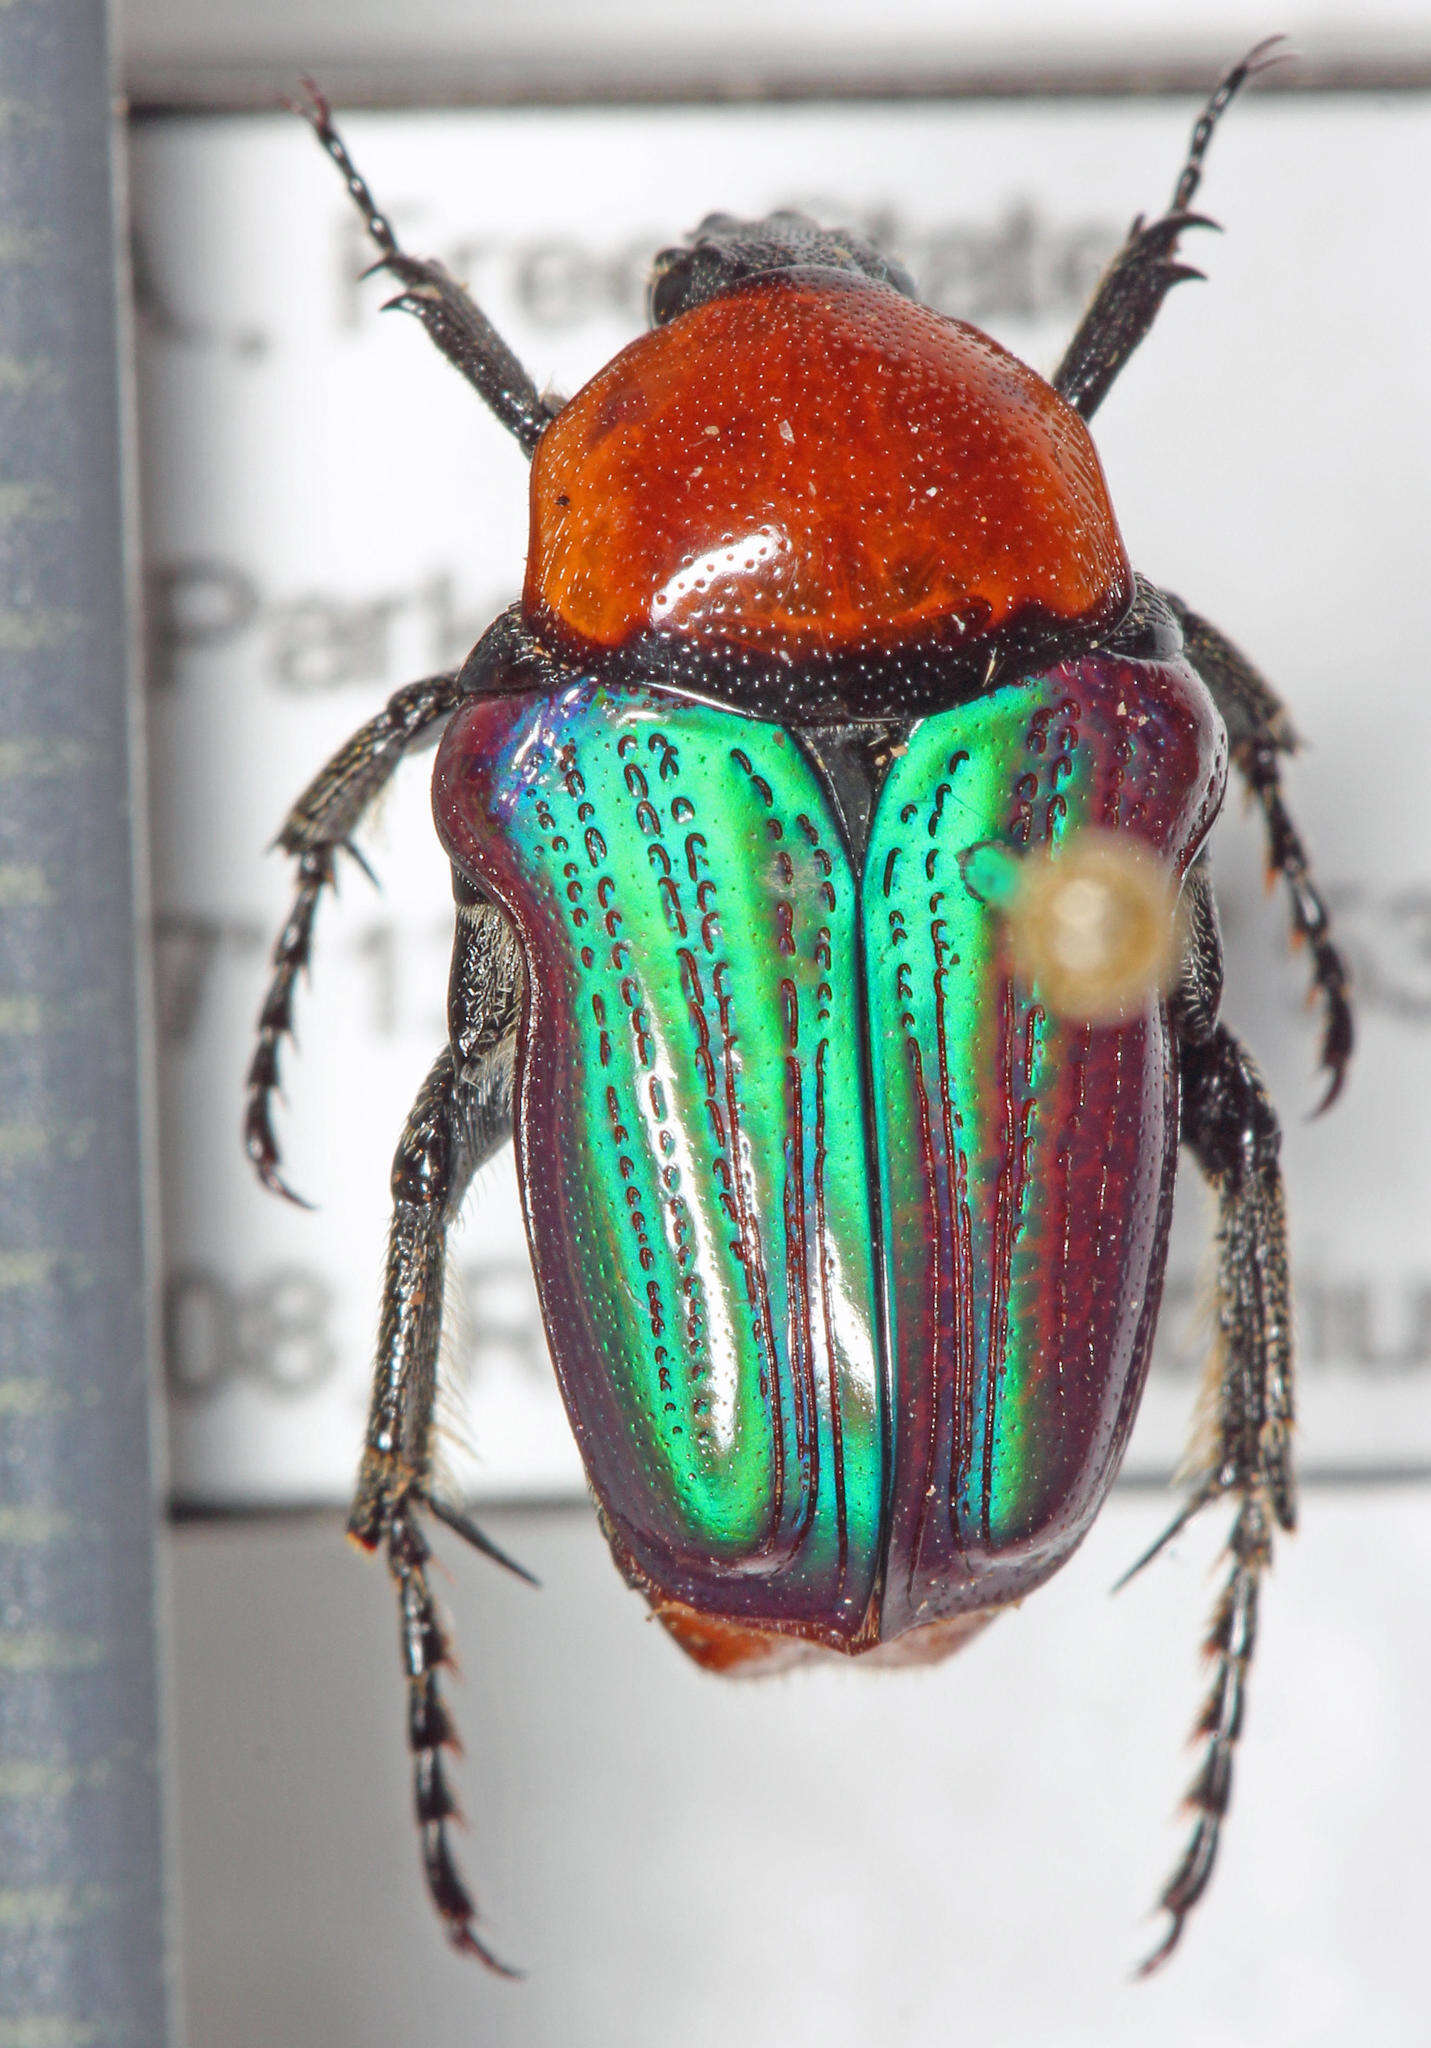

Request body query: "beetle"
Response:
[245, 42, 1351, 1975]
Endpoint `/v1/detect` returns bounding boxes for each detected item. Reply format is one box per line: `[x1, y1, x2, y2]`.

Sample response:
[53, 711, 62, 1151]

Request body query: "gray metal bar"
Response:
[114, 0, 1431, 110]
[0, 5, 173, 2047]
[123, 54, 1431, 115]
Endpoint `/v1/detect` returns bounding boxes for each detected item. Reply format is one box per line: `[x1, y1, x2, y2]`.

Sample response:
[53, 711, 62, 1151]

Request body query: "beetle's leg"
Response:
[1052, 38, 1285, 420]
[349, 883, 528, 1970]
[1130, 862, 1294, 1974]
[245, 669, 463, 1202]
[292, 81, 556, 456]
[1165, 592, 1353, 1110]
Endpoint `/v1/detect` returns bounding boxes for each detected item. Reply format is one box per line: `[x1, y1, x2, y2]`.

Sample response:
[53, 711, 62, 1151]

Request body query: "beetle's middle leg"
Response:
[1164, 591, 1353, 1108]
[1129, 861, 1294, 1973]
[246, 668, 463, 1201]
[349, 880, 529, 1970]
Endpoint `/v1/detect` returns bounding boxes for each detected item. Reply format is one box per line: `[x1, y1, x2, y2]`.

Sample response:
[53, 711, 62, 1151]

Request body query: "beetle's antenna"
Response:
[1169, 36, 1292, 216]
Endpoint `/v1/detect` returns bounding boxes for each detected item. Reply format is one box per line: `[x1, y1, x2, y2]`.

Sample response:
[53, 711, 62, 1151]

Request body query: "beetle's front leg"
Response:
[1165, 592, 1353, 1108]
[1052, 39, 1283, 421]
[292, 81, 557, 456]
[350, 884, 527, 1970]
[245, 668, 463, 1200]
[1131, 863, 1294, 1973]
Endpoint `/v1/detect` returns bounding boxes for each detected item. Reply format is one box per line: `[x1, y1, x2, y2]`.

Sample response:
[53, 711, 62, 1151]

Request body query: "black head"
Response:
[648, 210, 918, 327]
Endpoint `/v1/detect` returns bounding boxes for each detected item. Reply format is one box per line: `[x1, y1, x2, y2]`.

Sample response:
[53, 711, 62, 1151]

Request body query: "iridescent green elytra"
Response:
[434, 651, 1222, 1647]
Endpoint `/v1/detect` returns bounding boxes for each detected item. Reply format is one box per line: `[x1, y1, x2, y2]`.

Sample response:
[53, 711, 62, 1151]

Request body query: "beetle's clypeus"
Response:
[247, 42, 1351, 1975]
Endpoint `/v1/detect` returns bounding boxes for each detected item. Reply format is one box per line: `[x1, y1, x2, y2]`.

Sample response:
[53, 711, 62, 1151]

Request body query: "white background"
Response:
[126, 51, 1431, 2048]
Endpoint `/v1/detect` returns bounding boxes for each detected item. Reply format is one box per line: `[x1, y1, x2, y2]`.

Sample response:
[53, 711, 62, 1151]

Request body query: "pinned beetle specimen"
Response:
[247, 42, 1350, 1974]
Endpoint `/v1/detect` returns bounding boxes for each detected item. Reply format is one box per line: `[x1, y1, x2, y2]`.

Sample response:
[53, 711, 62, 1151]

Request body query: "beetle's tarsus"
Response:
[244, 843, 334, 1201]
[1309, 973, 1354, 1114]
[288, 76, 401, 260]
[249, 1148, 316, 1213]
[1169, 35, 1290, 215]
[1243, 744, 1353, 1108]
[245, 671, 463, 1202]
[385, 1495, 523, 1977]
[1311, 1058, 1347, 1118]
[446, 1908, 523, 1980]
[290, 86, 553, 453]
[1052, 46, 1277, 419]
[1136, 1493, 1270, 1975]
[1147, 920, 1293, 1969]
[281, 77, 330, 133]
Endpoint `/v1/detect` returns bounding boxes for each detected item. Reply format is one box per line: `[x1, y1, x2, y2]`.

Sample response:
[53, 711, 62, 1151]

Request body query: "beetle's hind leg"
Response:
[291, 81, 556, 456]
[1052, 38, 1285, 421]
[245, 669, 463, 1202]
[349, 879, 529, 1969]
[1165, 592, 1353, 1109]
[1127, 861, 1294, 1973]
